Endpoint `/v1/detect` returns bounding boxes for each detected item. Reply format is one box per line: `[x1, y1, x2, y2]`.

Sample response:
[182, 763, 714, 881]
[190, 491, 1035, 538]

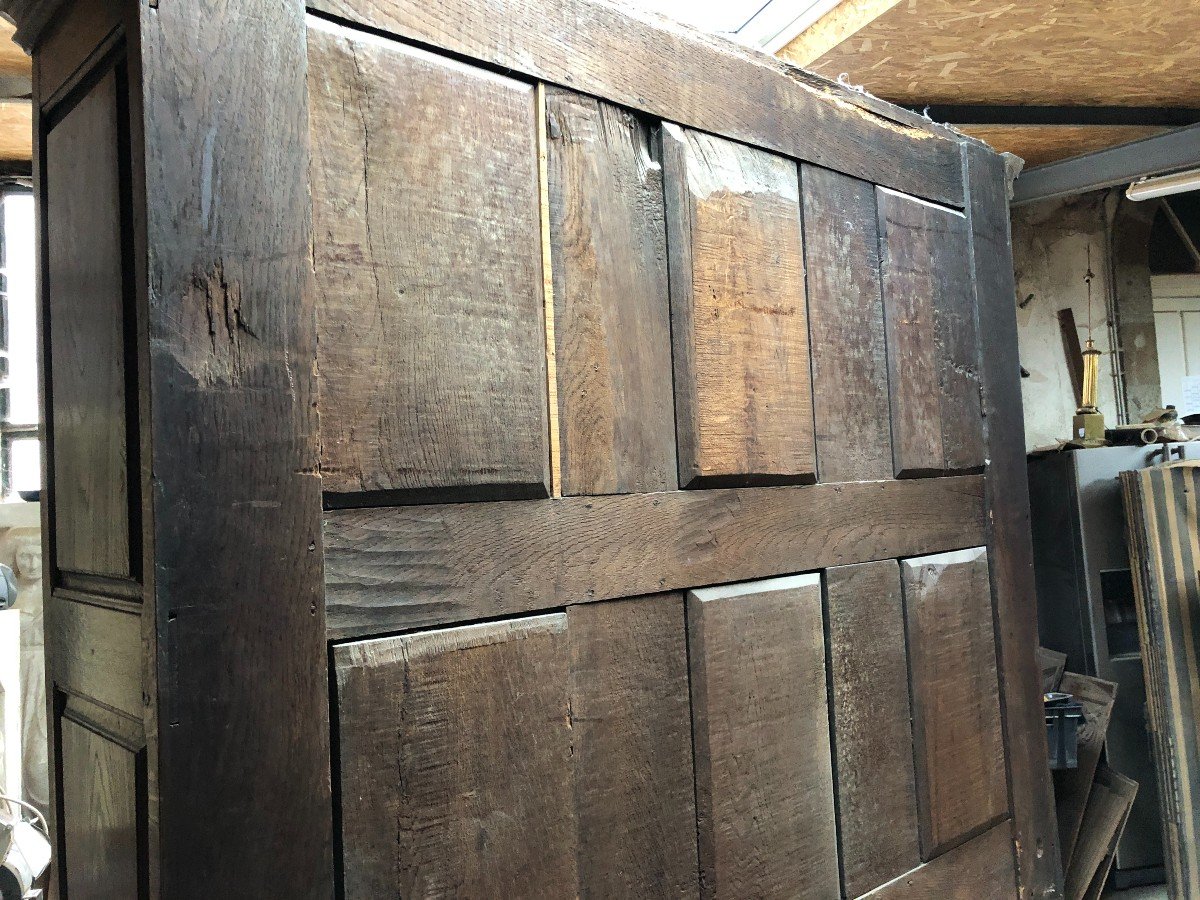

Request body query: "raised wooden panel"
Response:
[802, 165, 892, 483]
[325, 475, 987, 638]
[661, 124, 815, 488]
[857, 819, 1016, 899]
[334, 615, 575, 898]
[877, 188, 983, 478]
[826, 561, 919, 896]
[46, 66, 133, 579]
[567, 594, 698, 897]
[47, 597, 142, 718]
[903, 548, 1008, 858]
[60, 717, 142, 899]
[546, 89, 677, 496]
[308, 20, 549, 505]
[688, 574, 839, 898]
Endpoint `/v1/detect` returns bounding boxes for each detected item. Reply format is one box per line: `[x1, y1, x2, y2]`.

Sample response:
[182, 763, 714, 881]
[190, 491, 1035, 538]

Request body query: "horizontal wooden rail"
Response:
[304, 0, 966, 207]
[325, 475, 985, 638]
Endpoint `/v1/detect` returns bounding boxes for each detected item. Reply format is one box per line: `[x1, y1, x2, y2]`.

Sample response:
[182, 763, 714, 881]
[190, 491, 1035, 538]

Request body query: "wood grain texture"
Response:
[47, 596, 141, 719]
[45, 66, 132, 580]
[688, 574, 839, 899]
[965, 143, 1062, 897]
[304, 0, 966, 207]
[308, 20, 549, 504]
[826, 561, 919, 896]
[545, 88, 676, 496]
[780, 0, 1200, 109]
[857, 819, 1016, 899]
[662, 124, 815, 488]
[1054, 673, 1117, 864]
[1121, 464, 1200, 899]
[802, 164, 892, 483]
[335, 616, 574, 898]
[1064, 766, 1137, 900]
[138, 0, 332, 894]
[877, 187, 983, 478]
[325, 474, 986, 638]
[903, 548, 1008, 859]
[60, 717, 141, 899]
[567, 594, 698, 898]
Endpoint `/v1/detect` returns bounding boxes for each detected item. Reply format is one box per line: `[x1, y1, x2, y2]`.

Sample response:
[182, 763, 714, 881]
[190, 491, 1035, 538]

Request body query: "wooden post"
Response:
[21, 0, 332, 894]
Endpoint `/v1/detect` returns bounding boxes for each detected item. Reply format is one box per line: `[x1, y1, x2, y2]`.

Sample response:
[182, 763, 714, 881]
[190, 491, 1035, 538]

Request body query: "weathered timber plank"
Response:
[567, 594, 698, 897]
[965, 142, 1062, 896]
[334, 616, 576, 898]
[688, 574, 839, 899]
[877, 187, 983, 478]
[545, 89, 676, 496]
[46, 65, 132, 579]
[802, 165, 892, 483]
[304, 0, 965, 207]
[1064, 766, 1137, 900]
[662, 124, 815, 487]
[325, 475, 986, 638]
[60, 718, 140, 899]
[903, 548, 1008, 859]
[826, 561, 919, 896]
[139, 0, 332, 893]
[1054, 673, 1117, 864]
[857, 819, 1016, 899]
[308, 19, 549, 504]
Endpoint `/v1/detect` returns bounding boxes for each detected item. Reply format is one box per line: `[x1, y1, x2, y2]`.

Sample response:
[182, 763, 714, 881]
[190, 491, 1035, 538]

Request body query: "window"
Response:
[1, 186, 38, 499]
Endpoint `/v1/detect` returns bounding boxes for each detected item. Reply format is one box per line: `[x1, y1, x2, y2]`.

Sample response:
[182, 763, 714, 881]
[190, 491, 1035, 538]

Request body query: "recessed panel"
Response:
[46, 67, 134, 579]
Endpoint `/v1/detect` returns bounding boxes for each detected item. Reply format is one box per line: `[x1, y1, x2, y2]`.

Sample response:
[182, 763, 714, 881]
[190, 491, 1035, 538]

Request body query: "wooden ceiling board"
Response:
[0, 97, 29, 160]
[960, 124, 1171, 168]
[779, 0, 1200, 107]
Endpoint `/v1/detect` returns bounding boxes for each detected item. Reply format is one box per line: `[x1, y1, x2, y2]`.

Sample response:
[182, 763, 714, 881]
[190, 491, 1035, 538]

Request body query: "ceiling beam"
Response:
[1012, 123, 1200, 206]
[912, 104, 1200, 128]
[776, 0, 899, 68]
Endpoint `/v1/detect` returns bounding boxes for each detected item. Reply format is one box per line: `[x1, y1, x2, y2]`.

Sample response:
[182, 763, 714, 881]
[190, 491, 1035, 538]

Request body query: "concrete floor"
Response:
[1106, 887, 1168, 899]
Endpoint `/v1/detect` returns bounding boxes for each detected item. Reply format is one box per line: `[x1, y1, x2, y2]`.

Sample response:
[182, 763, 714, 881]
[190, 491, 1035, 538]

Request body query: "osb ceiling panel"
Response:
[960, 124, 1170, 168]
[779, 0, 1200, 107]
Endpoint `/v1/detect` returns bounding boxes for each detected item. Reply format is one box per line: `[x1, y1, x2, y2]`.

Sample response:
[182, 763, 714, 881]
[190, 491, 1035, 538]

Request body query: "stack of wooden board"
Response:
[1122, 461, 1200, 899]
[1042, 659, 1139, 898]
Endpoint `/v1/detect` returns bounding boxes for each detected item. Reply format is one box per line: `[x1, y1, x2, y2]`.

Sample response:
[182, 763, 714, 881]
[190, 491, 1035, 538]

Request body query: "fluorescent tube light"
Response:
[1126, 167, 1200, 201]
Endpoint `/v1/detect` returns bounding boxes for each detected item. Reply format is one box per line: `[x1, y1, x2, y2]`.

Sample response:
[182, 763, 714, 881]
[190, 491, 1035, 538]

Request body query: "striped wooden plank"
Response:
[1122, 462, 1200, 899]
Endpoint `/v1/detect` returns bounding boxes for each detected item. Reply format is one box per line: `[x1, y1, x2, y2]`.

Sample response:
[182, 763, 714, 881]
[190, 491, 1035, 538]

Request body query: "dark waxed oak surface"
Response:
[336, 599, 700, 898]
[857, 820, 1017, 899]
[904, 548, 1009, 859]
[546, 88, 677, 496]
[877, 187, 984, 478]
[335, 616, 576, 898]
[46, 66, 132, 580]
[308, 20, 550, 504]
[60, 717, 141, 899]
[802, 165, 893, 483]
[965, 143, 1061, 893]
[567, 594, 699, 897]
[18, 0, 1051, 893]
[662, 124, 815, 488]
[687, 575, 839, 899]
[304, 0, 967, 207]
[324, 475, 987, 639]
[826, 561, 920, 896]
